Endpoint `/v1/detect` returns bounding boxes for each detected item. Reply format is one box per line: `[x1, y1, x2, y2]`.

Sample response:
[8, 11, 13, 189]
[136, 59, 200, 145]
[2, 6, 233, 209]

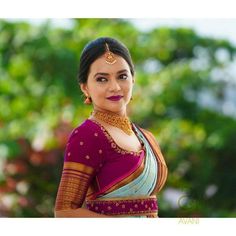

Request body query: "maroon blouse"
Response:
[55, 119, 145, 211]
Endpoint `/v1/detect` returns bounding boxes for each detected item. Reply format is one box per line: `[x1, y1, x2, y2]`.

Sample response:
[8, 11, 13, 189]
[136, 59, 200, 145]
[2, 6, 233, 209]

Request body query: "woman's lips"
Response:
[106, 96, 123, 101]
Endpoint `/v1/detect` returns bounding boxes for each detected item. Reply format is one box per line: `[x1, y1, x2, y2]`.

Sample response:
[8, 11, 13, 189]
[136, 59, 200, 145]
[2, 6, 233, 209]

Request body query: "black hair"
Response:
[78, 37, 134, 84]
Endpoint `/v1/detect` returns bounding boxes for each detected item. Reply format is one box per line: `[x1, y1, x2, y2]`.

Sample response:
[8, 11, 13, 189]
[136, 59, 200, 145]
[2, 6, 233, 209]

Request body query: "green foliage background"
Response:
[0, 19, 235, 217]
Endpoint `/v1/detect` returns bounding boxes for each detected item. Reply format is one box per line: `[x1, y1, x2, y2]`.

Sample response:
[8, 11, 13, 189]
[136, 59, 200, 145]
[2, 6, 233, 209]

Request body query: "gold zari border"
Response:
[63, 161, 94, 175]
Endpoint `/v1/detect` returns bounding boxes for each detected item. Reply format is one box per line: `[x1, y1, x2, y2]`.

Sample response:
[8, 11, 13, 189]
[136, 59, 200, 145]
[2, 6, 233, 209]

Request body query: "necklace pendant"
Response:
[92, 110, 133, 136]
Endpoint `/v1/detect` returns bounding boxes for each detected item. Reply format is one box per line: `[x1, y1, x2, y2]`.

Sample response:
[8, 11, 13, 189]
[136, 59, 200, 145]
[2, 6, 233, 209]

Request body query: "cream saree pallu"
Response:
[85, 123, 168, 217]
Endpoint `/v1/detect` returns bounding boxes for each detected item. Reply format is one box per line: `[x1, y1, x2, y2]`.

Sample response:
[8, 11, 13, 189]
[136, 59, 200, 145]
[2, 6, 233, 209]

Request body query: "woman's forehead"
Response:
[90, 55, 130, 74]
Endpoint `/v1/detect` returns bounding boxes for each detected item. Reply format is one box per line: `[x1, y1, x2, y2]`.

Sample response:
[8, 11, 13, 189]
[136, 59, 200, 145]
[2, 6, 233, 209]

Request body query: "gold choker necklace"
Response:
[91, 110, 133, 135]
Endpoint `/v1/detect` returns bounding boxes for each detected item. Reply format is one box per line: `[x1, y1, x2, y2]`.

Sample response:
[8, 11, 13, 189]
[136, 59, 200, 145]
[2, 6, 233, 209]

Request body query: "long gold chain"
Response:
[91, 110, 133, 135]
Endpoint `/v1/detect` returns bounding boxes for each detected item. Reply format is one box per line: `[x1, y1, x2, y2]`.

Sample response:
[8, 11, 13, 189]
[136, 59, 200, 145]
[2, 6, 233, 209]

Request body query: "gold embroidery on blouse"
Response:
[88, 119, 145, 156]
[55, 161, 95, 211]
[62, 170, 91, 179]
[63, 161, 94, 175]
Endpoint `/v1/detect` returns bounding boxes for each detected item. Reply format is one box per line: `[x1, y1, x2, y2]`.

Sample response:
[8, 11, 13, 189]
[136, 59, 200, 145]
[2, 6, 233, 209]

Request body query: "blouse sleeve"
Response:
[55, 125, 104, 211]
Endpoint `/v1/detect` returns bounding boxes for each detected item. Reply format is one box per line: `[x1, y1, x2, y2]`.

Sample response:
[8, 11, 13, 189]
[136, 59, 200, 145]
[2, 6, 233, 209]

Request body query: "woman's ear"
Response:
[132, 77, 135, 84]
[80, 83, 89, 96]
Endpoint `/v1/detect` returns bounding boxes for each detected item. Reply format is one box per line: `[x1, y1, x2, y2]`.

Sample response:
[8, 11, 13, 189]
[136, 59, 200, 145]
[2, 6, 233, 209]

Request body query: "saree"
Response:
[55, 119, 168, 217]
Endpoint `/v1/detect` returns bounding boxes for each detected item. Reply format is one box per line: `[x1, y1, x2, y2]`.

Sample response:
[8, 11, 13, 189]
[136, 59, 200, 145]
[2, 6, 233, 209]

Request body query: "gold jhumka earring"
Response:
[84, 94, 92, 105]
[104, 43, 117, 65]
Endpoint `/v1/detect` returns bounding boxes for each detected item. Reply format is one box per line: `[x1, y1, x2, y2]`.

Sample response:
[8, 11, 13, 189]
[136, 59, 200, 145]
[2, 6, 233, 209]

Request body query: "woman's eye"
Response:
[119, 74, 128, 80]
[96, 77, 107, 82]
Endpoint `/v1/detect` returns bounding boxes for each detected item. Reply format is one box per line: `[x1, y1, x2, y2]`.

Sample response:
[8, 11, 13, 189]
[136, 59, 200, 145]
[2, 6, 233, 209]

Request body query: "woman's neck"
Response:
[89, 109, 133, 135]
[93, 108, 127, 117]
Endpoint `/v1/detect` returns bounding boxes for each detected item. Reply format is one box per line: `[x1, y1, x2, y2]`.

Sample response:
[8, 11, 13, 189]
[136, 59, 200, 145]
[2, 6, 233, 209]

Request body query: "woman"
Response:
[54, 37, 168, 217]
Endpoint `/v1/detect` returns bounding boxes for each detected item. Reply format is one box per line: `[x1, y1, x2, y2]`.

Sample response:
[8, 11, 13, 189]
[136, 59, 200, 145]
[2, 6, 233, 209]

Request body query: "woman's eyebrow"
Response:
[94, 72, 109, 78]
[117, 69, 128, 74]
[94, 69, 128, 78]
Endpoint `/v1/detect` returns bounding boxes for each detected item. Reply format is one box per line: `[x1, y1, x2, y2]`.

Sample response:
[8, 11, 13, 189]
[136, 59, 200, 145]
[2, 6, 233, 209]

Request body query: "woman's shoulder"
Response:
[68, 119, 103, 140]
[64, 119, 105, 168]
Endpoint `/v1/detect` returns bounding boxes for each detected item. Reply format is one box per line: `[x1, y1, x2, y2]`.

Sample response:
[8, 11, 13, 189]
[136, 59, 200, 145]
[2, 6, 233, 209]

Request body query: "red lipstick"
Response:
[107, 95, 123, 101]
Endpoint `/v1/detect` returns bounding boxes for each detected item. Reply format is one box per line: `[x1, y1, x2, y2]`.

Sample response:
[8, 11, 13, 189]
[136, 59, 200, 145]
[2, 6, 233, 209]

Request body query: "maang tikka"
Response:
[104, 43, 117, 65]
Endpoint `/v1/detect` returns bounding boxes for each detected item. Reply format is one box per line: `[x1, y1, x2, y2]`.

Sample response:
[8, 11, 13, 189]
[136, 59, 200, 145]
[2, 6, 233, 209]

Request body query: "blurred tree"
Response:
[0, 19, 235, 217]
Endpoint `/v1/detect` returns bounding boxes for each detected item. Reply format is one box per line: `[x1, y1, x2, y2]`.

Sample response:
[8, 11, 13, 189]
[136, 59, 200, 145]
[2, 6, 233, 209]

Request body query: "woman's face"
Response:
[80, 54, 134, 116]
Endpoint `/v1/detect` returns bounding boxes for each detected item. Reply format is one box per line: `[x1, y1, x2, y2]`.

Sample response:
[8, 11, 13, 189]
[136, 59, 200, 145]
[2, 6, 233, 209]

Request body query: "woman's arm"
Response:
[55, 126, 108, 218]
[54, 208, 112, 218]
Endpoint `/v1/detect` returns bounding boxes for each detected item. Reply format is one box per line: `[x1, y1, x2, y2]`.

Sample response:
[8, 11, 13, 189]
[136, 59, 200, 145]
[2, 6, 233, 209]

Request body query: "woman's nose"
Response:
[109, 80, 121, 91]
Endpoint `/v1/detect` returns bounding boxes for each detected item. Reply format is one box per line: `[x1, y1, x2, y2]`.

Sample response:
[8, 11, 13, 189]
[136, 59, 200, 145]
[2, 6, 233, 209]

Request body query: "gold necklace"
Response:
[91, 110, 133, 135]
